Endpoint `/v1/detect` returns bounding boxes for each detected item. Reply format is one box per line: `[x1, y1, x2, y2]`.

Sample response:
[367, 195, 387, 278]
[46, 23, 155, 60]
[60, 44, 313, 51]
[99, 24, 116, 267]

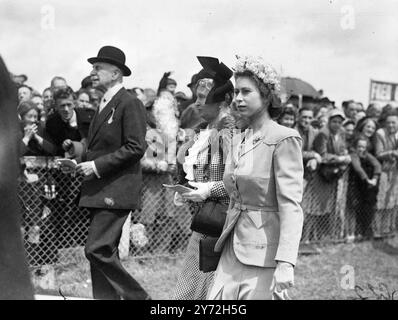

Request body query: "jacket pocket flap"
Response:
[246, 210, 268, 229]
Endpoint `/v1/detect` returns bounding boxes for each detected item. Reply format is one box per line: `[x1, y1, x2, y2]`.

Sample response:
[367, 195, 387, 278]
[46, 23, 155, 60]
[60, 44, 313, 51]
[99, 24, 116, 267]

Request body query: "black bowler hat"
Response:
[88, 46, 132, 76]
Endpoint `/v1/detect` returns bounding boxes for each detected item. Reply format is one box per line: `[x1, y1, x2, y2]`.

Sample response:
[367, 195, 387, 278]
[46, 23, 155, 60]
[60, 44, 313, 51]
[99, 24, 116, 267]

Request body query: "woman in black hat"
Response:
[171, 56, 236, 300]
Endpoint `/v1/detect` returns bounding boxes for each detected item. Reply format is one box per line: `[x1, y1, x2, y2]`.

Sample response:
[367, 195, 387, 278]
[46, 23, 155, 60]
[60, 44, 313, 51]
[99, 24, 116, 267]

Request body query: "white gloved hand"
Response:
[181, 181, 213, 202]
[173, 192, 185, 207]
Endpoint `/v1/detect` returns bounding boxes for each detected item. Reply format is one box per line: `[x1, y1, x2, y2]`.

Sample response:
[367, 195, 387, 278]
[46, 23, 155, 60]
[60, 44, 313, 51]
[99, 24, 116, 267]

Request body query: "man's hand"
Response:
[76, 161, 95, 177]
[313, 152, 322, 164]
[62, 139, 73, 151]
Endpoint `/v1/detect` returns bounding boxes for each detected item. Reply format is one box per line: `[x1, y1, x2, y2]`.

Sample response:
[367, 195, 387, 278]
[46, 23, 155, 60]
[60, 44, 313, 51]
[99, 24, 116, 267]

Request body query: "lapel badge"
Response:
[253, 135, 264, 144]
[104, 197, 115, 207]
[108, 108, 116, 124]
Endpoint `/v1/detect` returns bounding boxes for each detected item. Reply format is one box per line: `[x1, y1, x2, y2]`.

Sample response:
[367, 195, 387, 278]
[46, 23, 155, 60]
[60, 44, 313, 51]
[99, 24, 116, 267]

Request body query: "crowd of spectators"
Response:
[13, 69, 398, 264]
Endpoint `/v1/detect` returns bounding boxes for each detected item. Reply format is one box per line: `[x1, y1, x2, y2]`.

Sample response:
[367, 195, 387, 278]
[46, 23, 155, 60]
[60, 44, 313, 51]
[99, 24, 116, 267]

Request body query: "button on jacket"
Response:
[215, 120, 304, 267]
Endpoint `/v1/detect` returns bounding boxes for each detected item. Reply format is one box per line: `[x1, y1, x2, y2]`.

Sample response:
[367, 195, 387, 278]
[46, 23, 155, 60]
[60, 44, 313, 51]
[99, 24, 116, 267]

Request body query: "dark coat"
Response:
[19, 122, 56, 157]
[44, 108, 93, 156]
[79, 87, 147, 210]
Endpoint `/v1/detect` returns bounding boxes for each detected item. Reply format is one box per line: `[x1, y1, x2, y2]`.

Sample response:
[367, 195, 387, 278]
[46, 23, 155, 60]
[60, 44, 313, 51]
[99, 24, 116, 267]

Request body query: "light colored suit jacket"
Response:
[215, 119, 304, 267]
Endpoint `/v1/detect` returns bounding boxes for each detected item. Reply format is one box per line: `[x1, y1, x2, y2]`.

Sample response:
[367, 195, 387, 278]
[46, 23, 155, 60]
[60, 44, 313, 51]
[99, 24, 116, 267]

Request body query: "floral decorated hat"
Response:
[233, 55, 281, 94]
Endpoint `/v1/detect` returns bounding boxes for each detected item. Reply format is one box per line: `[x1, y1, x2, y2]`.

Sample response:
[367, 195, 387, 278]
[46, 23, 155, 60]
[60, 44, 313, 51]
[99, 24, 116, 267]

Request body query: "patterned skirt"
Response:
[171, 231, 214, 300]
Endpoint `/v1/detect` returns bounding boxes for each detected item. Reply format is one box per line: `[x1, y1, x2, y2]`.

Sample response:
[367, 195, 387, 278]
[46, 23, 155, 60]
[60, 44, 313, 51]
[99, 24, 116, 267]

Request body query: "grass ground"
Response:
[32, 235, 398, 300]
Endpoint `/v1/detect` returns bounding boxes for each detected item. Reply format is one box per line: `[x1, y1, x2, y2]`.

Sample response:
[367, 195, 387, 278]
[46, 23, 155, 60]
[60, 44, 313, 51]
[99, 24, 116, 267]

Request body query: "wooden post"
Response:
[118, 211, 131, 260]
[298, 94, 303, 109]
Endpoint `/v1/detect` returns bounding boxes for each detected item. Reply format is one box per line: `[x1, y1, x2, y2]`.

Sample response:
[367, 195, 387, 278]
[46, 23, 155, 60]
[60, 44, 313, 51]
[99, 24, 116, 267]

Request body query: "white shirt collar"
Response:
[69, 110, 77, 127]
[103, 82, 124, 105]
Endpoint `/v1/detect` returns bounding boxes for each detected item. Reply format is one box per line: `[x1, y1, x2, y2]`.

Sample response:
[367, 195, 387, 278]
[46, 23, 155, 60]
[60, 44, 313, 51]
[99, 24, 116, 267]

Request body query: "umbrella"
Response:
[281, 77, 320, 99]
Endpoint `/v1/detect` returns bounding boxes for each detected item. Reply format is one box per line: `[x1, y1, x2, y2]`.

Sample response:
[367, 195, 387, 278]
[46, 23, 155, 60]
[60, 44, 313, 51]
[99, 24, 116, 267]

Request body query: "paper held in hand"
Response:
[162, 184, 195, 194]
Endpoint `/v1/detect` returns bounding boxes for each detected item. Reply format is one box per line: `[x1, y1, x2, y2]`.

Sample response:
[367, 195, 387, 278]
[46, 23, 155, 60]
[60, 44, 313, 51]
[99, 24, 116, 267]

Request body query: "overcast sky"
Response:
[1, 0, 397, 106]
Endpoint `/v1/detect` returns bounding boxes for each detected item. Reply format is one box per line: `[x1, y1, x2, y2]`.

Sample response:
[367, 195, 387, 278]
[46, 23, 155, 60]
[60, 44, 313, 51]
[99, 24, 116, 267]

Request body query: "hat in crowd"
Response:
[196, 56, 234, 104]
[17, 100, 39, 118]
[10, 73, 28, 85]
[328, 109, 346, 121]
[187, 73, 198, 88]
[175, 91, 189, 101]
[88, 45, 131, 76]
[167, 78, 177, 86]
[81, 75, 93, 89]
[343, 119, 355, 126]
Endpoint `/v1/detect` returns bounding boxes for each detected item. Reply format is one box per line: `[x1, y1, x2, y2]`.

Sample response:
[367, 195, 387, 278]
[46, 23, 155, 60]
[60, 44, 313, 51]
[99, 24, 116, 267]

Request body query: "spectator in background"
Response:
[311, 105, 329, 129]
[158, 71, 177, 95]
[87, 86, 105, 110]
[178, 74, 198, 114]
[18, 84, 33, 103]
[31, 93, 46, 123]
[180, 68, 214, 130]
[378, 104, 396, 128]
[50, 76, 67, 90]
[76, 89, 92, 109]
[44, 86, 88, 156]
[80, 75, 93, 89]
[144, 88, 157, 108]
[374, 110, 398, 239]
[346, 135, 381, 242]
[343, 119, 355, 150]
[309, 109, 351, 240]
[354, 117, 378, 156]
[366, 102, 382, 125]
[131, 87, 147, 105]
[297, 106, 322, 243]
[42, 87, 54, 115]
[343, 100, 361, 124]
[175, 91, 190, 116]
[18, 100, 55, 156]
[277, 105, 296, 128]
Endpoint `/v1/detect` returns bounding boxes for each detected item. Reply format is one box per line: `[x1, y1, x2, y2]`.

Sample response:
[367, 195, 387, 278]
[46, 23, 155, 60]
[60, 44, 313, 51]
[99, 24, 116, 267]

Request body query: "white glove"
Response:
[181, 181, 213, 202]
[173, 192, 185, 207]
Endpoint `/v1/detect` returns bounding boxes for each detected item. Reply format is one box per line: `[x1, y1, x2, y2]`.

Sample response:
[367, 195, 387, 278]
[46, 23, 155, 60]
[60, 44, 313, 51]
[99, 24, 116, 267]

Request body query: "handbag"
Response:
[189, 134, 228, 237]
[199, 237, 221, 272]
[190, 200, 228, 237]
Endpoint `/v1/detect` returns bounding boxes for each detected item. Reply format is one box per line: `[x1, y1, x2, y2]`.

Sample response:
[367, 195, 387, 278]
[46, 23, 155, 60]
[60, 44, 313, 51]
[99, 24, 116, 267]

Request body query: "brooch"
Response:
[104, 197, 115, 207]
[253, 135, 264, 144]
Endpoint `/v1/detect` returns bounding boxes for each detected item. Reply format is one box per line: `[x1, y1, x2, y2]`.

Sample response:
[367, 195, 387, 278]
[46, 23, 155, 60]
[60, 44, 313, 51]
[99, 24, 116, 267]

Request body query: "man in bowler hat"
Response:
[65, 45, 150, 299]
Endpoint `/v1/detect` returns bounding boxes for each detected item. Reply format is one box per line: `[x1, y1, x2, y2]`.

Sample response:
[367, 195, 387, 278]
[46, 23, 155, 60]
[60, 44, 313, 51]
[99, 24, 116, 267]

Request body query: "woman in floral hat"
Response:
[207, 55, 304, 300]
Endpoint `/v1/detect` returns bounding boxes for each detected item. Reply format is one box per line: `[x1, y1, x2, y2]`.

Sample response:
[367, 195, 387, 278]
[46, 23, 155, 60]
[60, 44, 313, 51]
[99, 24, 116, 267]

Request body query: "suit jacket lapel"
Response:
[238, 121, 273, 158]
[87, 88, 124, 147]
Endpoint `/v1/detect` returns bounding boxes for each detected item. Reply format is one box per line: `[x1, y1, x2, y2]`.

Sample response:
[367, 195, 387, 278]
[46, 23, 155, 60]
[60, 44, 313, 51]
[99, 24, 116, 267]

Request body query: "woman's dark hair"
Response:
[17, 100, 39, 119]
[355, 117, 376, 135]
[277, 105, 297, 125]
[352, 133, 369, 149]
[343, 119, 355, 127]
[234, 70, 282, 119]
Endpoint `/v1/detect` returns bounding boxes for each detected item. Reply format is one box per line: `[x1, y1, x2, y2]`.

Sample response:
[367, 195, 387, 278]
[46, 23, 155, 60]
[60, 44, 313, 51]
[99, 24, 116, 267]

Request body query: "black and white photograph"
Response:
[0, 0, 397, 305]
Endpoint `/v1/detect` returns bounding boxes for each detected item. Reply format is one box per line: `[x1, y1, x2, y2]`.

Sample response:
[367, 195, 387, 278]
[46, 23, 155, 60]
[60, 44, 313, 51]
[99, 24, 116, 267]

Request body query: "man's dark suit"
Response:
[79, 87, 149, 300]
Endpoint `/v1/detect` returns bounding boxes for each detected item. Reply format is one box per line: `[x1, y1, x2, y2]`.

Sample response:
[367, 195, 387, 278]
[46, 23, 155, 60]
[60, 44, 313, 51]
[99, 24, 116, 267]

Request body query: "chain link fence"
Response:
[20, 157, 398, 268]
